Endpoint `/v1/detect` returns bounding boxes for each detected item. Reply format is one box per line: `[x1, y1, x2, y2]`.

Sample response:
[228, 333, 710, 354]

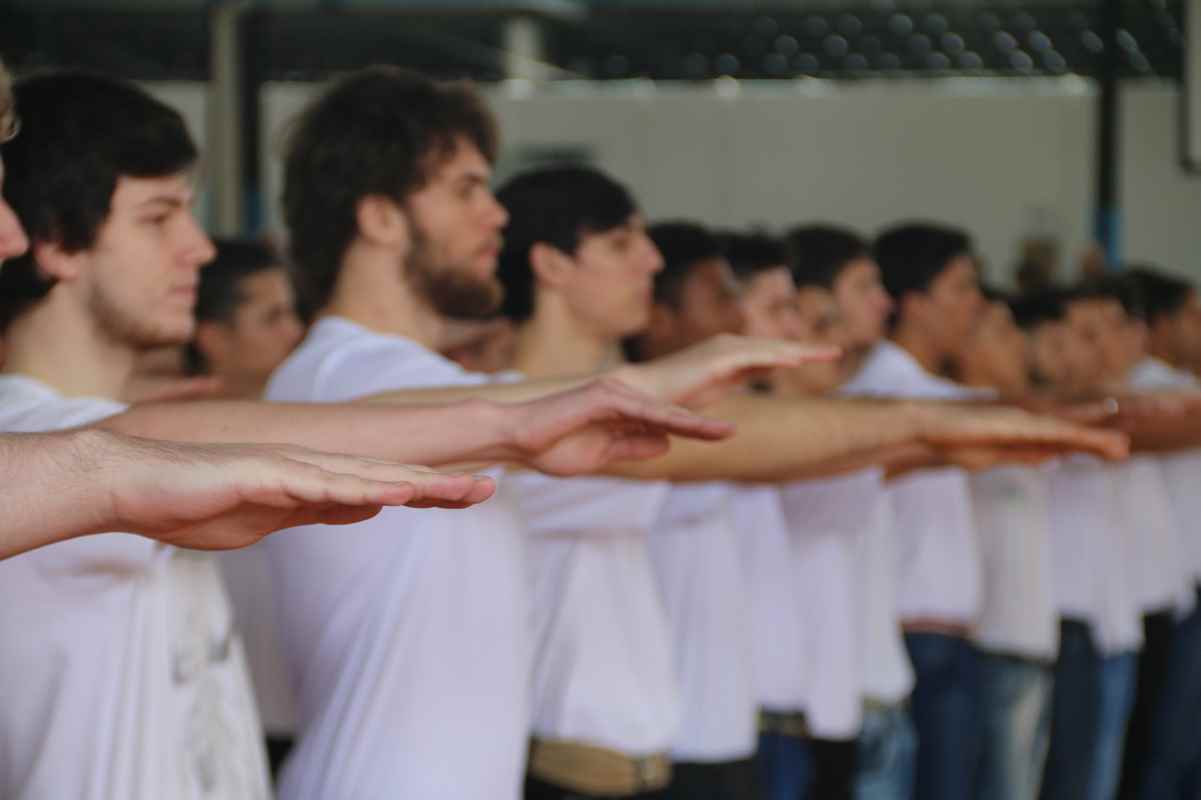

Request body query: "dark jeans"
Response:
[1117, 609, 1176, 799]
[758, 731, 813, 800]
[758, 733, 855, 800]
[903, 632, 981, 800]
[1041, 619, 1101, 800]
[1136, 586, 1201, 800]
[660, 758, 759, 800]
[1039, 619, 1138, 800]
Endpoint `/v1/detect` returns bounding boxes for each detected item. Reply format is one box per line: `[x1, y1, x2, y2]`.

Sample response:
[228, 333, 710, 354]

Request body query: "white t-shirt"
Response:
[506, 470, 678, 757]
[734, 486, 808, 713]
[218, 544, 297, 735]
[842, 342, 982, 625]
[779, 471, 877, 740]
[0, 375, 269, 800]
[854, 480, 915, 704]
[1047, 457, 1143, 654]
[263, 317, 529, 800]
[647, 483, 757, 762]
[1129, 358, 1201, 585]
[970, 466, 1059, 660]
[1112, 457, 1190, 614]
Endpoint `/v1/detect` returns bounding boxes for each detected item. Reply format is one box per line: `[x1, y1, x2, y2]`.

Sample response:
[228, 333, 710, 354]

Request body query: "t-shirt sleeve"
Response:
[314, 339, 490, 402]
[2, 397, 160, 575]
[2, 396, 127, 432]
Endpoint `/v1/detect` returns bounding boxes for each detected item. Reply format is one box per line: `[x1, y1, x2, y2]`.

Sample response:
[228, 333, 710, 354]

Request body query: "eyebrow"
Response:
[136, 195, 190, 211]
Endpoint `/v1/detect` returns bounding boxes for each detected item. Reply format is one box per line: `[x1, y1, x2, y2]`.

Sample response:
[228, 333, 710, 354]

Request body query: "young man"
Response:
[955, 297, 1058, 800]
[785, 224, 916, 800]
[1120, 267, 1201, 799]
[1037, 284, 1148, 797]
[262, 69, 827, 800]
[185, 237, 305, 398]
[0, 69, 740, 800]
[842, 221, 986, 800]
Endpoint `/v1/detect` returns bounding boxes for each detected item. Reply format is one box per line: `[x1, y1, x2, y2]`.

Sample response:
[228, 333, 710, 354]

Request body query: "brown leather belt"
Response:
[758, 708, 810, 739]
[528, 737, 672, 797]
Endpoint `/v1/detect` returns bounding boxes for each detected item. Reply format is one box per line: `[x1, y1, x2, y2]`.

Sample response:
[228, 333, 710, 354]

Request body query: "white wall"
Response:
[257, 78, 1201, 285]
[143, 81, 213, 227]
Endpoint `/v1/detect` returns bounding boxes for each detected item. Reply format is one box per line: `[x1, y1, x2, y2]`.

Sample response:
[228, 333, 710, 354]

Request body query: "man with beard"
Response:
[261, 67, 834, 800]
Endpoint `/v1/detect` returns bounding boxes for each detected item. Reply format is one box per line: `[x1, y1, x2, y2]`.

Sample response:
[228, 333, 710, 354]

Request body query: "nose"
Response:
[644, 238, 665, 275]
[485, 192, 508, 231]
[184, 217, 216, 270]
[0, 197, 29, 263]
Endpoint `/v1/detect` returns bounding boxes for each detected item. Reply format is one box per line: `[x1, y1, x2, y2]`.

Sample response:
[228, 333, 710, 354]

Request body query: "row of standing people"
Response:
[0, 62, 1181, 800]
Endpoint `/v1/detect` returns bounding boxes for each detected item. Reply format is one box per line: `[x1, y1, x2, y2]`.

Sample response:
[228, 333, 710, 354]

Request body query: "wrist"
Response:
[607, 363, 652, 396]
[467, 398, 526, 465]
[900, 400, 938, 444]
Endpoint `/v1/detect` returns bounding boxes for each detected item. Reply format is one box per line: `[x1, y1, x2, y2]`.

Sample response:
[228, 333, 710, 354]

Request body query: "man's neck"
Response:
[1148, 342, 1180, 371]
[3, 289, 136, 399]
[320, 242, 445, 350]
[513, 296, 623, 379]
[958, 364, 1027, 397]
[891, 324, 949, 377]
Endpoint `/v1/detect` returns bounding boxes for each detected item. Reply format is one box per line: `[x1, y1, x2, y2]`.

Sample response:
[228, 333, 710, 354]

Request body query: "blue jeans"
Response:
[1139, 587, 1201, 799]
[903, 632, 981, 800]
[1042, 620, 1100, 800]
[1040, 619, 1138, 800]
[758, 731, 813, 800]
[1091, 652, 1136, 800]
[975, 652, 1053, 800]
[855, 702, 916, 800]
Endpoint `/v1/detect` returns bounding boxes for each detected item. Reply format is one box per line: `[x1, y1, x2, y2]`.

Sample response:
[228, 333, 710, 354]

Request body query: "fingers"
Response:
[596, 381, 734, 441]
[716, 337, 841, 371]
[245, 454, 497, 511]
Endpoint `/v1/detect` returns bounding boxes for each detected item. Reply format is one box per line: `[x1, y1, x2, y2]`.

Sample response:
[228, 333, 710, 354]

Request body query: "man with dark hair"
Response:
[782, 230, 915, 800]
[1125, 266, 1201, 375]
[841, 221, 986, 800]
[952, 298, 1060, 800]
[1116, 266, 1201, 799]
[185, 237, 304, 398]
[786, 225, 893, 377]
[263, 69, 826, 800]
[1039, 280, 1200, 800]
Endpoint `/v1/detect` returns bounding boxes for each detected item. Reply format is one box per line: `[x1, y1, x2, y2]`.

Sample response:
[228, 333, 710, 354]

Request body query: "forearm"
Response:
[361, 374, 593, 405]
[97, 398, 519, 466]
[608, 395, 926, 482]
[1118, 415, 1201, 452]
[0, 431, 113, 557]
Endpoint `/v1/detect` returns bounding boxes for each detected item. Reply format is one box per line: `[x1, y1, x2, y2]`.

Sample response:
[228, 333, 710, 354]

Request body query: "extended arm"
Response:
[0, 429, 496, 559]
[608, 395, 1128, 483]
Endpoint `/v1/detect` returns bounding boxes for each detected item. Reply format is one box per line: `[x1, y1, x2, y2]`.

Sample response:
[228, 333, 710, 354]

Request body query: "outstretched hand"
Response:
[918, 403, 1130, 463]
[616, 334, 841, 408]
[90, 431, 496, 550]
[503, 377, 734, 476]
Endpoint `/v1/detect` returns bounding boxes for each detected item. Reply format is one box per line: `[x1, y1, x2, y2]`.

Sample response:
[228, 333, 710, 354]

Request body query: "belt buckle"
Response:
[632, 755, 664, 791]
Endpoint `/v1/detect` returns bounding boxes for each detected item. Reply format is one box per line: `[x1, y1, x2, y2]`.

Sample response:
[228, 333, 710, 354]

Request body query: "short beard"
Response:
[90, 282, 191, 352]
[405, 229, 502, 321]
